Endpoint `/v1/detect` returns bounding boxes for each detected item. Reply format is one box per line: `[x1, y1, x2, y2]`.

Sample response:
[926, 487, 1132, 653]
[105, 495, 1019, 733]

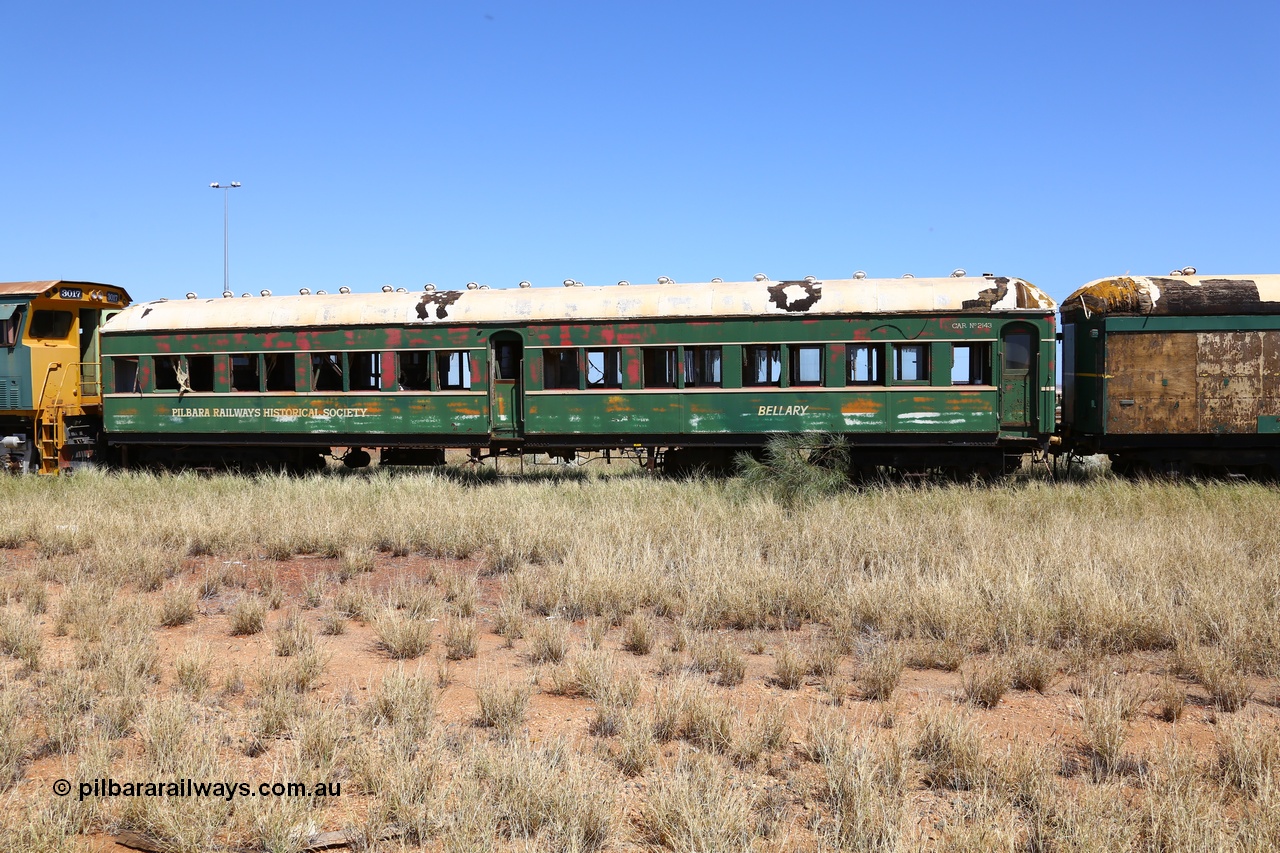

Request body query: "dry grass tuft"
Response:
[622, 613, 655, 655]
[1155, 677, 1187, 722]
[642, 755, 754, 852]
[1215, 718, 1280, 797]
[961, 658, 1010, 708]
[373, 608, 433, 660]
[475, 677, 530, 737]
[1191, 646, 1253, 712]
[173, 641, 212, 699]
[228, 596, 266, 636]
[0, 608, 42, 671]
[444, 616, 479, 660]
[157, 583, 196, 627]
[528, 618, 568, 664]
[772, 644, 806, 689]
[914, 705, 988, 790]
[860, 642, 905, 702]
[1010, 645, 1057, 692]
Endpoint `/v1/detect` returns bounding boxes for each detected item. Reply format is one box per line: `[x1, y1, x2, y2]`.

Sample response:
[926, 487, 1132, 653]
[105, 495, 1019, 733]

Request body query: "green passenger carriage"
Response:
[98, 274, 1057, 474]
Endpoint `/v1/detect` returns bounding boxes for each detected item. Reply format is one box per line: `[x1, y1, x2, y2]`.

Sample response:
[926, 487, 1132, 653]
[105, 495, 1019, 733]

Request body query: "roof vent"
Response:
[518, 281, 531, 288]
[382, 285, 394, 292]
[804, 275, 816, 283]
[753, 273, 768, 282]
[339, 286, 351, 294]
[853, 271, 867, 280]
[951, 268, 966, 278]
[711, 278, 723, 283]
[260, 289, 272, 297]
[657, 276, 672, 285]
[395, 287, 406, 292]
[617, 280, 629, 286]
[424, 283, 436, 292]
[222, 291, 233, 298]
[299, 288, 311, 295]
[1169, 269, 1183, 276]
[159, 297, 169, 302]
[1182, 266, 1197, 276]
[466, 282, 479, 290]
[902, 273, 915, 279]
[316, 290, 328, 295]
[241, 293, 251, 298]
[185, 292, 197, 299]
[478, 285, 488, 290]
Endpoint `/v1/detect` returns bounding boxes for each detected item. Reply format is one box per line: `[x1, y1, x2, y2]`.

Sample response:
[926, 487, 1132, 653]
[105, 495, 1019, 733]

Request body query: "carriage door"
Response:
[999, 324, 1035, 429]
[489, 332, 523, 439]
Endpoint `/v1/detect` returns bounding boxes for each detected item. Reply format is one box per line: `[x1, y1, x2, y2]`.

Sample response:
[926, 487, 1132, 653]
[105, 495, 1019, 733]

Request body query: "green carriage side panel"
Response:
[0, 300, 33, 411]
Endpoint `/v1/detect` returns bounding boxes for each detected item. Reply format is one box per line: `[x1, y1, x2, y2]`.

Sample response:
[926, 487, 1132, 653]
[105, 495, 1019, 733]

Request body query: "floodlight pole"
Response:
[210, 181, 242, 293]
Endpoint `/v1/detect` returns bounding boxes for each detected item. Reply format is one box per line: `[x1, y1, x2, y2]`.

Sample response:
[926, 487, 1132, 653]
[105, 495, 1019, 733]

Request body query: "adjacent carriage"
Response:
[96, 274, 1057, 475]
[1060, 273, 1280, 477]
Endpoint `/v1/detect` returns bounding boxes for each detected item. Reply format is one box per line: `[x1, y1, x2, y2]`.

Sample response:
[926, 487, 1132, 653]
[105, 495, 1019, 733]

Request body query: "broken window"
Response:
[186, 355, 215, 392]
[743, 345, 782, 386]
[438, 351, 472, 390]
[848, 344, 884, 385]
[398, 351, 431, 390]
[348, 352, 381, 391]
[153, 356, 180, 391]
[494, 342, 520, 380]
[642, 347, 679, 388]
[264, 353, 297, 392]
[586, 348, 622, 389]
[789, 345, 823, 386]
[893, 344, 927, 383]
[113, 356, 139, 393]
[543, 349, 579, 390]
[28, 310, 74, 340]
[231, 354, 261, 392]
[684, 347, 722, 388]
[311, 353, 344, 392]
[951, 343, 991, 385]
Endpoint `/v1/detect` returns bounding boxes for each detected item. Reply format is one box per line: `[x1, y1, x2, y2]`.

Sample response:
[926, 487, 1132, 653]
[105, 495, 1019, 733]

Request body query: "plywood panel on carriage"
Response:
[1105, 332, 1197, 434]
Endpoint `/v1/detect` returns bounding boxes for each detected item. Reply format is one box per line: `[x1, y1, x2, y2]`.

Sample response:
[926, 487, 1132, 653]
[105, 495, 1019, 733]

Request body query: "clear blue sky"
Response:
[3, 2, 1276, 305]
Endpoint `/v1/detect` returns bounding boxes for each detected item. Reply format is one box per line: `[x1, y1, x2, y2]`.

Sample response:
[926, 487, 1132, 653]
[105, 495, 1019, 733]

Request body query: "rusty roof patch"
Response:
[1062, 275, 1280, 319]
[766, 280, 823, 312]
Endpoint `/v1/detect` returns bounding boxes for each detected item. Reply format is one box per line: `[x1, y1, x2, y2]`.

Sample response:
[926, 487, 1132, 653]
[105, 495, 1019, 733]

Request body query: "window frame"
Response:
[437, 350, 473, 391]
[788, 344, 823, 387]
[742, 344, 782, 387]
[231, 353, 263, 393]
[848, 343, 884, 386]
[641, 347, 680, 389]
[684, 346, 722, 388]
[891, 343, 929, 385]
[543, 348, 581, 391]
[585, 347, 622, 389]
[397, 350, 432, 391]
[950, 342, 992, 386]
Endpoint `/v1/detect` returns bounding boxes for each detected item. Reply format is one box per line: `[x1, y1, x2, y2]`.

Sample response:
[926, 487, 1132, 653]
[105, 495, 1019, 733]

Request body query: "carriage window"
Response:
[186, 355, 215, 392]
[544, 348, 580, 390]
[789, 345, 822, 386]
[0, 306, 22, 347]
[438, 351, 472, 390]
[311, 353, 344, 392]
[113, 356, 139, 393]
[1004, 332, 1033, 372]
[264, 353, 297, 392]
[743, 345, 782, 386]
[951, 343, 991, 385]
[349, 352, 380, 391]
[684, 347, 722, 388]
[848, 344, 884, 385]
[231, 354, 261, 392]
[893, 344, 927, 383]
[398, 351, 431, 390]
[495, 342, 520, 380]
[153, 356, 180, 391]
[28, 310, 74, 340]
[642, 347, 679, 388]
[586, 348, 621, 389]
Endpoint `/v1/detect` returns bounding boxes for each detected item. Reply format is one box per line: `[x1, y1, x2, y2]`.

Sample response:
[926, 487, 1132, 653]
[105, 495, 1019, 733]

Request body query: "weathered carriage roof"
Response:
[104, 275, 1054, 334]
[0, 280, 130, 301]
[1062, 275, 1280, 319]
